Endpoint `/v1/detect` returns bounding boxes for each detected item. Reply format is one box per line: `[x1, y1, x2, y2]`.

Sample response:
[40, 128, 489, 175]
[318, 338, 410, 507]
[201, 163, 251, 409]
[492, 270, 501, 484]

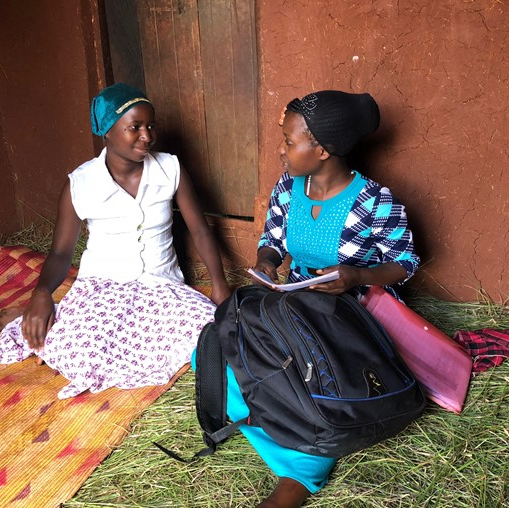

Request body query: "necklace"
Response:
[306, 171, 355, 198]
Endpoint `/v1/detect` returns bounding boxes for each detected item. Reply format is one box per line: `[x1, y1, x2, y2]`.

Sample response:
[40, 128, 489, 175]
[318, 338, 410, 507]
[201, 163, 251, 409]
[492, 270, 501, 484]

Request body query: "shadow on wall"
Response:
[348, 116, 431, 275]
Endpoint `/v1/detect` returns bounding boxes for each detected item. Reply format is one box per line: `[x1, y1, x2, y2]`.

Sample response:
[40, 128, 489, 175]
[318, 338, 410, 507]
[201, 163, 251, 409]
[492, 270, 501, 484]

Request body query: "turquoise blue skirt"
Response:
[191, 350, 336, 493]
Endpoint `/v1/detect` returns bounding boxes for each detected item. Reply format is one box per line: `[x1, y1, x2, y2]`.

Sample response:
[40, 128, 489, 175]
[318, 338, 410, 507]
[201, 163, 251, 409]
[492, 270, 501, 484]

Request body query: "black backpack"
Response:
[156, 285, 426, 461]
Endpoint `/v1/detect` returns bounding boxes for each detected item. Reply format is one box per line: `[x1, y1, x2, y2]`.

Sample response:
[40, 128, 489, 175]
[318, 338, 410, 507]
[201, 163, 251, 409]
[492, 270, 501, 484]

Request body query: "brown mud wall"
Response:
[256, 0, 509, 302]
[1, 0, 508, 303]
[0, 0, 107, 236]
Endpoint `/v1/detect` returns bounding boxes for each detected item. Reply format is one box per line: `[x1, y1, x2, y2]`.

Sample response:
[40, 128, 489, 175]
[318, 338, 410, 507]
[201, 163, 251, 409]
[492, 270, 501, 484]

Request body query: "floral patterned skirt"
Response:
[0, 277, 216, 399]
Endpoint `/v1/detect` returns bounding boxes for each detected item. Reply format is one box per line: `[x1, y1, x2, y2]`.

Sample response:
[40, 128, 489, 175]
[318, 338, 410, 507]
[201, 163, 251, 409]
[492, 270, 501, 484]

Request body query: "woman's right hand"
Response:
[252, 259, 279, 283]
[252, 247, 282, 283]
[22, 287, 55, 351]
[19, 179, 82, 352]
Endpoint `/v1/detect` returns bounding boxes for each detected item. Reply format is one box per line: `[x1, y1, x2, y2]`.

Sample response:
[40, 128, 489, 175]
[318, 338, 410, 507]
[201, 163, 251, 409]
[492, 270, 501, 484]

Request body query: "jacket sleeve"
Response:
[257, 172, 294, 261]
[370, 186, 420, 282]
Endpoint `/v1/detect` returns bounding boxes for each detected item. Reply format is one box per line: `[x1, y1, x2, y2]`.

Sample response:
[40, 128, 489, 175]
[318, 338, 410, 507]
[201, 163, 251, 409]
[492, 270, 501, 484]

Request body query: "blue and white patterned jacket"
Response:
[258, 171, 420, 299]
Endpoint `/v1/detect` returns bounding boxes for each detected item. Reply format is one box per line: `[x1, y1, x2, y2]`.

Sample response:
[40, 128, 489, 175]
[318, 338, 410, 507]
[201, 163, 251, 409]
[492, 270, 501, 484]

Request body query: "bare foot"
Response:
[0, 306, 24, 331]
[256, 478, 310, 508]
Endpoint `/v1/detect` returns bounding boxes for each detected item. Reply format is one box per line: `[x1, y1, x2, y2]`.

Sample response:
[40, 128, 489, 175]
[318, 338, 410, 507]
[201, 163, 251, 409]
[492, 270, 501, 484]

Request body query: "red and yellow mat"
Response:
[0, 246, 194, 507]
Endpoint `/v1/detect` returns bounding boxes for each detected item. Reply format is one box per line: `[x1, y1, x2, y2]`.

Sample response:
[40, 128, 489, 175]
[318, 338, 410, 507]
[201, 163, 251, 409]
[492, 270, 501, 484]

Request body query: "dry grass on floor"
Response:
[63, 364, 509, 508]
[64, 297, 509, 508]
[3, 227, 509, 507]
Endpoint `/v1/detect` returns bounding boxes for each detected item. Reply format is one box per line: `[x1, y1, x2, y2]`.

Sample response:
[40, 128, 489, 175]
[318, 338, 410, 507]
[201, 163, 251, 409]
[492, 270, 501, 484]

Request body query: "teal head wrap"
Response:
[90, 83, 153, 136]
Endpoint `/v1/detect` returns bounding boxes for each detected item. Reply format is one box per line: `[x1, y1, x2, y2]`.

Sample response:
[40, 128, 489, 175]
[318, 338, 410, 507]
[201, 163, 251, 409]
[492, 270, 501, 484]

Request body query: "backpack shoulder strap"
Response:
[195, 321, 227, 444]
[154, 321, 249, 462]
[154, 288, 270, 463]
[195, 321, 251, 450]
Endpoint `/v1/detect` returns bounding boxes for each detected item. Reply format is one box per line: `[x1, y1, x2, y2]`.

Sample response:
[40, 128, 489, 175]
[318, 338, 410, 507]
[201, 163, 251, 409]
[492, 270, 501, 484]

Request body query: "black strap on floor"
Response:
[154, 320, 241, 463]
[153, 417, 249, 463]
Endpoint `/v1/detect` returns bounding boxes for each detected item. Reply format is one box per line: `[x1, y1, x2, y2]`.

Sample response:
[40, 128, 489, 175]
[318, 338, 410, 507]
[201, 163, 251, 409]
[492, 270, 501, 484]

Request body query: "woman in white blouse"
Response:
[0, 83, 231, 399]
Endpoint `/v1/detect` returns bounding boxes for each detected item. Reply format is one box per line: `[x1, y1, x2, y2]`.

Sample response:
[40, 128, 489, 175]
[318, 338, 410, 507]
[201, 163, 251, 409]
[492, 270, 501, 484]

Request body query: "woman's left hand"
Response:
[309, 265, 361, 295]
[309, 262, 408, 295]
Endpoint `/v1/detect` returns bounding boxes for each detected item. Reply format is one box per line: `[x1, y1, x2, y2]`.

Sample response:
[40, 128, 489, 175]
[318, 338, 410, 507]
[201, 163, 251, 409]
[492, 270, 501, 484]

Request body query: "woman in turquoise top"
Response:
[257, 91, 419, 302]
[237, 90, 420, 507]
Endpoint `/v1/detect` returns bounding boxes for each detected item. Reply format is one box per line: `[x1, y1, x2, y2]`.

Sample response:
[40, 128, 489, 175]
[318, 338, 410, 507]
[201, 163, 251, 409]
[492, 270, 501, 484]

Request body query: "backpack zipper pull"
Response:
[304, 362, 313, 382]
[282, 356, 293, 369]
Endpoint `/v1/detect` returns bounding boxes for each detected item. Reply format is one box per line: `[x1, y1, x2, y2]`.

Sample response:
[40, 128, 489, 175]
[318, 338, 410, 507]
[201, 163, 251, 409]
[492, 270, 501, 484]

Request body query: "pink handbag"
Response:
[360, 286, 472, 413]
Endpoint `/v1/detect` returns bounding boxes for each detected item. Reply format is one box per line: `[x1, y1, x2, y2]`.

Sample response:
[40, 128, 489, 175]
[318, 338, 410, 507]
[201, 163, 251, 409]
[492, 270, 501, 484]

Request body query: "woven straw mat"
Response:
[0, 246, 197, 507]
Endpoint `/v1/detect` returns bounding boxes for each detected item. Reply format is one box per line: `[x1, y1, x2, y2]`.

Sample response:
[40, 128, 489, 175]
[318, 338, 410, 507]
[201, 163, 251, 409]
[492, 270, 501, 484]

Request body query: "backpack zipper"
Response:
[261, 296, 315, 382]
[279, 295, 315, 382]
[258, 301, 294, 369]
[235, 293, 294, 373]
[339, 294, 412, 384]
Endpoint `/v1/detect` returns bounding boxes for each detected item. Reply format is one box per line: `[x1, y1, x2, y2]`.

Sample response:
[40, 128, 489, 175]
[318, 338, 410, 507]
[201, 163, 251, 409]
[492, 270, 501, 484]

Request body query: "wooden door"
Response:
[104, 0, 258, 219]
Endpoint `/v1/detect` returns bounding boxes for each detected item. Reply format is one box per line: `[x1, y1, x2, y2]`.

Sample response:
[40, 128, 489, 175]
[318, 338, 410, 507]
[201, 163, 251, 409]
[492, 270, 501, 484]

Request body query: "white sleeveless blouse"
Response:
[69, 148, 184, 284]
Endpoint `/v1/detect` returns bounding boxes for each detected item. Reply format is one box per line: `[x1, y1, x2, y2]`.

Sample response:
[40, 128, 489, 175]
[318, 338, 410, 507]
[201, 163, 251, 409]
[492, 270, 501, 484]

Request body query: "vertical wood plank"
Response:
[137, 0, 212, 203]
[135, 0, 257, 216]
[198, 0, 258, 216]
[104, 0, 145, 90]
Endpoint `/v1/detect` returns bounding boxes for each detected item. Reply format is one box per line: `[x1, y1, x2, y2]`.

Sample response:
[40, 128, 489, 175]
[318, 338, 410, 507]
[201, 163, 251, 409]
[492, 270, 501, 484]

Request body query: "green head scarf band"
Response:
[90, 83, 153, 136]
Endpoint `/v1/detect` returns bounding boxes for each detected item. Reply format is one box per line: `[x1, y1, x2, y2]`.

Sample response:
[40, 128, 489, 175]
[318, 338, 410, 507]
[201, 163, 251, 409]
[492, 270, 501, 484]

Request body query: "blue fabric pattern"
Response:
[286, 172, 366, 275]
[258, 171, 420, 299]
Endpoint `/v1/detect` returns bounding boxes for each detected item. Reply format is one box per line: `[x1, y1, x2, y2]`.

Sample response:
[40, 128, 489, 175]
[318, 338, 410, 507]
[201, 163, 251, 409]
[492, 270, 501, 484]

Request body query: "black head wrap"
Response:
[286, 90, 380, 156]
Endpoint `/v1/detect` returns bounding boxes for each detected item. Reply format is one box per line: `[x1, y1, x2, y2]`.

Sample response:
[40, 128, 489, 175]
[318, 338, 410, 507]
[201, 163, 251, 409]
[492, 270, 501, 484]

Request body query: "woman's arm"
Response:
[22, 179, 82, 349]
[312, 187, 418, 295]
[174, 166, 231, 305]
[312, 262, 407, 295]
[251, 174, 294, 283]
[257, 173, 292, 264]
